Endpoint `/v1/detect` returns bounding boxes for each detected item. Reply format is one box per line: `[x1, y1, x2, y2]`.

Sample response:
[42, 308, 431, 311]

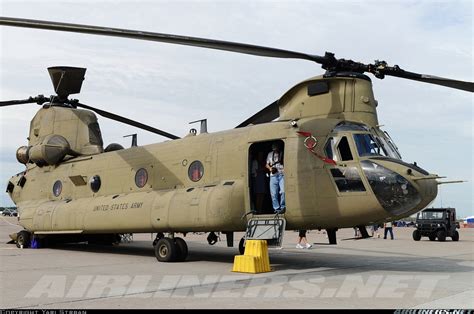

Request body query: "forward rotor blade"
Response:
[383, 70, 474, 92]
[0, 17, 325, 64]
[2, 17, 471, 93]
[236, 100, 279, 128]
[74, 102, 180, 140]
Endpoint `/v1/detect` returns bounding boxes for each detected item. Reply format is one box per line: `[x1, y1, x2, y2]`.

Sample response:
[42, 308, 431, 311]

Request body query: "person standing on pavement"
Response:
[384, 221, 394, 239]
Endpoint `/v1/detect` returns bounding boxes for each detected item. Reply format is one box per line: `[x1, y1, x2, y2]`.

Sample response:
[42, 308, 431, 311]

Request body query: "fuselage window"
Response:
[89, 175, 101, 193]
[135, 168, 148, 188]
[53, 180, 62, 197]
[330, 167, 366, 192]
[188, 160, 204, 182]
[337, 137, 353, 161]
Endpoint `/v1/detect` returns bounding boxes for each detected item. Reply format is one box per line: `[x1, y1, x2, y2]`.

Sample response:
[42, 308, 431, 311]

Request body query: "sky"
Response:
[0, 0, 472, 217]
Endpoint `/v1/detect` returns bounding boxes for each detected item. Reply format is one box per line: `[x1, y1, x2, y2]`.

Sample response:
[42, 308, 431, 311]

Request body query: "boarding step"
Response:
[244, 215, 286, 249]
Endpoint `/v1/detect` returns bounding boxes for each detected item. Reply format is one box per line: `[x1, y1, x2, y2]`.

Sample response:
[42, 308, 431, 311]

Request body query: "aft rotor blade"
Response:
[383, 70, 474, 92]
[0, 17, 325, 63]
[74, 102, 180, 140]
[0, 95, 48, 107]
[236, 100, 279, 128]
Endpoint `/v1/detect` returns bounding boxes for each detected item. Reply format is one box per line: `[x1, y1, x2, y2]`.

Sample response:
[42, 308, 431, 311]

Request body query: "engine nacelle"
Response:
[26, 134, 70, 166]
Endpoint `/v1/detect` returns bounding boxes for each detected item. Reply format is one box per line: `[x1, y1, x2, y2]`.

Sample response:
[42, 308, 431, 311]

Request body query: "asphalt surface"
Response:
[0, 216, 473, 309]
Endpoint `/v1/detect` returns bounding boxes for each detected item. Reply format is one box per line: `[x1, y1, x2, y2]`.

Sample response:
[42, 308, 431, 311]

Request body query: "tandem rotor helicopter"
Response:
[1, 17, 473, 263]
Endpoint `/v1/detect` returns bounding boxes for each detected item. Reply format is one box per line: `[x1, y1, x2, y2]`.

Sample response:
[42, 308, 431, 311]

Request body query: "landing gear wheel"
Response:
[238, 237, 246, 255]
[152, 232, 165, 247]
[428, 235, 436, 241]
[451, 230, 459, 241]
[154, 237, 178, 262]
[174, 237, 188, 262]
[437, 230, 446, 242]
[412, 230, 421, 241]
[16, 230, 31, 248]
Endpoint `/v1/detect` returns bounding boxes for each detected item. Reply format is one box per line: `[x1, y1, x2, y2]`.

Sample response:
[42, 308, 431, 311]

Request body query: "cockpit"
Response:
[324, 121, 401, 161]
[323, 121, 425, 216]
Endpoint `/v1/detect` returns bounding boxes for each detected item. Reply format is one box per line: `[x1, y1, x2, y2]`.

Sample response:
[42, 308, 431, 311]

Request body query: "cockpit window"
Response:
[353, 133, 388, 157]
[325, 137, 336, 160]
[330, 166, 366, 192]
[372, 128, 402, 159]
[337, 137, 353, 161]
[334, 122, 369, 132]
[325, 136, 353, 161]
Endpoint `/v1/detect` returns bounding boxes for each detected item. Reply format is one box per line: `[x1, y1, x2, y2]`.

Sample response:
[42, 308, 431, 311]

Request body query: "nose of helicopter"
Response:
[360, 160, 438, 217]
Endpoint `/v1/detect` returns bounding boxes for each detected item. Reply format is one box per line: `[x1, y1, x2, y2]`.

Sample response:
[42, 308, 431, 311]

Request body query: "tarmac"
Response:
[0, 215, 473, 309]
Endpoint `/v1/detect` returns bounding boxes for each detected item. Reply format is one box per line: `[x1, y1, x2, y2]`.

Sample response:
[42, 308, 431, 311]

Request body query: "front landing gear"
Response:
[16, 230, 31, 248]
[153, 235, 188, 262]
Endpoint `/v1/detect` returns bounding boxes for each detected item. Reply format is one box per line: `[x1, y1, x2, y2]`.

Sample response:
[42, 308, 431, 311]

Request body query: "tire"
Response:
[238, 237, 246, 255]
[437, 230, 446, 242]
[451, 230, 459, 241]
[428, 235, 436, 241]
[16, 230, 31, 248]
[154, 237, 178, 262]
[174, 237, 188, 262]
[412, 230, 421, 241]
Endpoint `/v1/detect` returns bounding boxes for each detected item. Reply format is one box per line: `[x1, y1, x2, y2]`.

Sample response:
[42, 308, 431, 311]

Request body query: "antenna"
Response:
[123, 134, 137, 147]
[189, 119, 208, 134]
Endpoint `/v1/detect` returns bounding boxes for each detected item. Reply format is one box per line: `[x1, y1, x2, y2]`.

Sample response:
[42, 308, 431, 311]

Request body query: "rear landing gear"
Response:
[153, 235, 188, 262]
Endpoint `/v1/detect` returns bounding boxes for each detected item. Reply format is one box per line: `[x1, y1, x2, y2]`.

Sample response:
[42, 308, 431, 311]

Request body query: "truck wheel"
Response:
[16, 230, 31, 248]
[429, 235, 436, 241]
[451, 231, 459, 241]
[412, 230, 421, 241]
[154, 237, 178, 262]
[437, 230, 446, 242]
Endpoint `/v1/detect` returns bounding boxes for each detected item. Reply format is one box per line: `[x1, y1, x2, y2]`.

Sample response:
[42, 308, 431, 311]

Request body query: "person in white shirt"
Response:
[266, 143, 285, 213]
[383, 221, 394, 239]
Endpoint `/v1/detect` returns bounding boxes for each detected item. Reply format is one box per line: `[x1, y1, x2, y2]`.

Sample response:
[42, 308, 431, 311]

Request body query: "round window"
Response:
[135, 168, 148, 188]
[188, 160, 204, 182]
[53, 180, 62, 197]
[89, 175, 101, 193]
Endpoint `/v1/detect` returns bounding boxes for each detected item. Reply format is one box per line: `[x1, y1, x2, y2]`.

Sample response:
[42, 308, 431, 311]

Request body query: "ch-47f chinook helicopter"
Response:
[1, 17, 473, 263]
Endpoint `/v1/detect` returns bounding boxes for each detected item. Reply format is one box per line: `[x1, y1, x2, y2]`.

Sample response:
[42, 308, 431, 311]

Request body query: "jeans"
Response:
[384, 227, 394, 239]
[270, 173, 285, 211]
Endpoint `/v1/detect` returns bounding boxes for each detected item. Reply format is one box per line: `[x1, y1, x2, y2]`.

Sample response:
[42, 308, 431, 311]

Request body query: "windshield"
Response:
[327, 122, 401, 160]
[417, 211, 445, 220]
[353, 133, 388, 157]
[372, 128, 402, 159]
[352, 130, 401, 159]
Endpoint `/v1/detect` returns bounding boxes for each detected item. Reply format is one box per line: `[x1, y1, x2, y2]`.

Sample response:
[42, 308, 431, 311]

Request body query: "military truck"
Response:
[413, 208, 459, 242]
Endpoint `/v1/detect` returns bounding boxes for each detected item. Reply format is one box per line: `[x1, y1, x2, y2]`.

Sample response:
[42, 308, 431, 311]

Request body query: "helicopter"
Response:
[1, 17, 473, 263]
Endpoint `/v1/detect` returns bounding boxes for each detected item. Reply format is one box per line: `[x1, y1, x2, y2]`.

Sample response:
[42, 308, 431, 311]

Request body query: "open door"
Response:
[248, 140, 284, 215]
